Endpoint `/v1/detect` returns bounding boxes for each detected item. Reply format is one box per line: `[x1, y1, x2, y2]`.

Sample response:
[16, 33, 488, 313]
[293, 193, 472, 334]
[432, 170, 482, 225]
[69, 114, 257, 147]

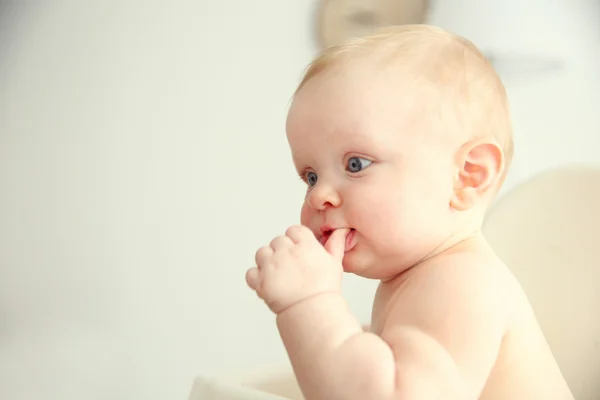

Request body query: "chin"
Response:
[341, 250, 378, 278]
[342, 248, 408, 280]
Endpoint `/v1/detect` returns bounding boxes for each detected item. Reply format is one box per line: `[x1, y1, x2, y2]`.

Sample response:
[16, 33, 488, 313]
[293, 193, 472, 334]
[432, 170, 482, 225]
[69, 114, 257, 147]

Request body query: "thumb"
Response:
[324, 229, 349, 261]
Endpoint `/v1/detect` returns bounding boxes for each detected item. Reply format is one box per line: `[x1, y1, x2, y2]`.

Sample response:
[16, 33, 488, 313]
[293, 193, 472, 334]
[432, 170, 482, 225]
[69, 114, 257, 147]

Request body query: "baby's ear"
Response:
[450, 139, 505, 211]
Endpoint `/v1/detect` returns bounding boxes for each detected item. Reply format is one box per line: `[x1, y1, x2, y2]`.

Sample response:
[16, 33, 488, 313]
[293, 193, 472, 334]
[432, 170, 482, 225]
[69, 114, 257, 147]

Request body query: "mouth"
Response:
[319, 228, 357, 252]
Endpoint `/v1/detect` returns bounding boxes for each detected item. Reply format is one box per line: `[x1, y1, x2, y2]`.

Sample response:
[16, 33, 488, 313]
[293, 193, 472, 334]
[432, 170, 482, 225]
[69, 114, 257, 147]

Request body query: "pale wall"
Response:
[0, 1, 598, 400]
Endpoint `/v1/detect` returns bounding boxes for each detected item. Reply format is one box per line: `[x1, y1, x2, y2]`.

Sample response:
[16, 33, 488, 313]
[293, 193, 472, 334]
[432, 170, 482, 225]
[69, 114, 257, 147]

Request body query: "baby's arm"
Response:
[276, 260, 511, 400]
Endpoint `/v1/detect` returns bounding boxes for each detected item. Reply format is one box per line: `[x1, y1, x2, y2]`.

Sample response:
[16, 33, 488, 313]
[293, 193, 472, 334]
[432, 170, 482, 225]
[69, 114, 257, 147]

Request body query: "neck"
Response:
[380, 226, 486, 284]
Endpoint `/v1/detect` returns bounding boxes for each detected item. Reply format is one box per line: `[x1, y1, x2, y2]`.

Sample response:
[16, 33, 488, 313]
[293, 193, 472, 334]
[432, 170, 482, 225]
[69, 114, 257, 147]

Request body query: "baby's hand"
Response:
[246, 225, 349, 314]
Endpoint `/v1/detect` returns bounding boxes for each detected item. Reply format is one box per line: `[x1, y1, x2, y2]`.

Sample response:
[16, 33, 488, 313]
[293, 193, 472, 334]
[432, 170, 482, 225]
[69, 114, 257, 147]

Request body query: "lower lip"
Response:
[344, 229, 357, 252]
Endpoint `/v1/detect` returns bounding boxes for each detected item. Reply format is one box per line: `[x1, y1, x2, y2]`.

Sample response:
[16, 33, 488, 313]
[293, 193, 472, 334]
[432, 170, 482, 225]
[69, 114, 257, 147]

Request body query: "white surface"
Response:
[0, 1, 599, 400]
[483, 166, 600, 399]
[189, 364, 303, 400]
[189, 377, 290, 400]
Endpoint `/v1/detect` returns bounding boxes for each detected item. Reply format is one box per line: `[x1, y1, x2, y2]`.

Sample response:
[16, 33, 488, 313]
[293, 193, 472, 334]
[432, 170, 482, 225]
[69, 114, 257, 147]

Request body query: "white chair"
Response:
[189, 365, 302, 400]
[190, 165, 600, 400]
[483, 165, 600, 399]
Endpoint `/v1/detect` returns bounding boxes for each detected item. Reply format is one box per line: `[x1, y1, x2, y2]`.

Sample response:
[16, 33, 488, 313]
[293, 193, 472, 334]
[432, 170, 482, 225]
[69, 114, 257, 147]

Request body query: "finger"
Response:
[285, 225, 315, 244]
[325, 228, 350, 261]
[255, 246, 273, 268]
[269, 235, 294, 251]
[245, 267, 261, 290]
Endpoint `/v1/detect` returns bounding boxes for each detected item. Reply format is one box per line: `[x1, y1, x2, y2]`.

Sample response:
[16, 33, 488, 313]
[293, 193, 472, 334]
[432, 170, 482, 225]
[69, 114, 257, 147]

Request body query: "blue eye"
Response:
[306, 171, 318, 186]
[347, 157, 372, 173]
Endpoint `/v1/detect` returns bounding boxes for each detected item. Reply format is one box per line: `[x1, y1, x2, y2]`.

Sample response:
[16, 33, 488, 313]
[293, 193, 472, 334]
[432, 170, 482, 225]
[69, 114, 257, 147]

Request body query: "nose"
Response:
[306, 182, 341, 210]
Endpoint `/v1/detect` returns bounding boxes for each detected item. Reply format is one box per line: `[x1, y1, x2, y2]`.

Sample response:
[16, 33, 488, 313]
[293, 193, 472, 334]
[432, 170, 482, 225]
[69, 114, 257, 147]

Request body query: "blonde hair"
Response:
[295, 24, 513, 179]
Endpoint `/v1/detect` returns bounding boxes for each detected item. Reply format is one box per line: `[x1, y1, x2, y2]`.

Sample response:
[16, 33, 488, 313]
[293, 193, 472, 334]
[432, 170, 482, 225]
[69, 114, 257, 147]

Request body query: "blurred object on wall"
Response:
[485, 51, 565, 82]
[312, 0, 564, 82]
[315, 0, 430, 49]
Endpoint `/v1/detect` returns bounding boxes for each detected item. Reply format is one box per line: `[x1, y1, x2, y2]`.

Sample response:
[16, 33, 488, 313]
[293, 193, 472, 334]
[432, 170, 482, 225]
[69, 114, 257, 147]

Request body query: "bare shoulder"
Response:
[384, 251, 518, 328]
[379, 252, 518, 396]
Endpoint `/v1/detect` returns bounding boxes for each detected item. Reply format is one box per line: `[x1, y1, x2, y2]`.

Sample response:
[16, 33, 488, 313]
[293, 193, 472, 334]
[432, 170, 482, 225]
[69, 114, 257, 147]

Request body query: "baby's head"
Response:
[286, 25, 512, 279]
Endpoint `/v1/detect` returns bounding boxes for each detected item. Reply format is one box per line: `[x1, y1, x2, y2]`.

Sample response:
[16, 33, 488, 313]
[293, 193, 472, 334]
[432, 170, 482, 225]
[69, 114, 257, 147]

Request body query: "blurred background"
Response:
[0, 1, 598, 399]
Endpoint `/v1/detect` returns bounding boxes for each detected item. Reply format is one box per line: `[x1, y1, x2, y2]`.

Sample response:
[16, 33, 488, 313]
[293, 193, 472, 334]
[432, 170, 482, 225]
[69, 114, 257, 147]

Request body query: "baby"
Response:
[245, 25, 573, 399]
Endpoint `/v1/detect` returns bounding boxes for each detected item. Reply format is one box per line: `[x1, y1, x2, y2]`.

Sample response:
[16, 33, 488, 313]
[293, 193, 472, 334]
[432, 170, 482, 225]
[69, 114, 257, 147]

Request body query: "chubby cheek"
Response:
[353, 197, 400, 243]
[350, 184, 425, 253]
[345, 187, 395, 238]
